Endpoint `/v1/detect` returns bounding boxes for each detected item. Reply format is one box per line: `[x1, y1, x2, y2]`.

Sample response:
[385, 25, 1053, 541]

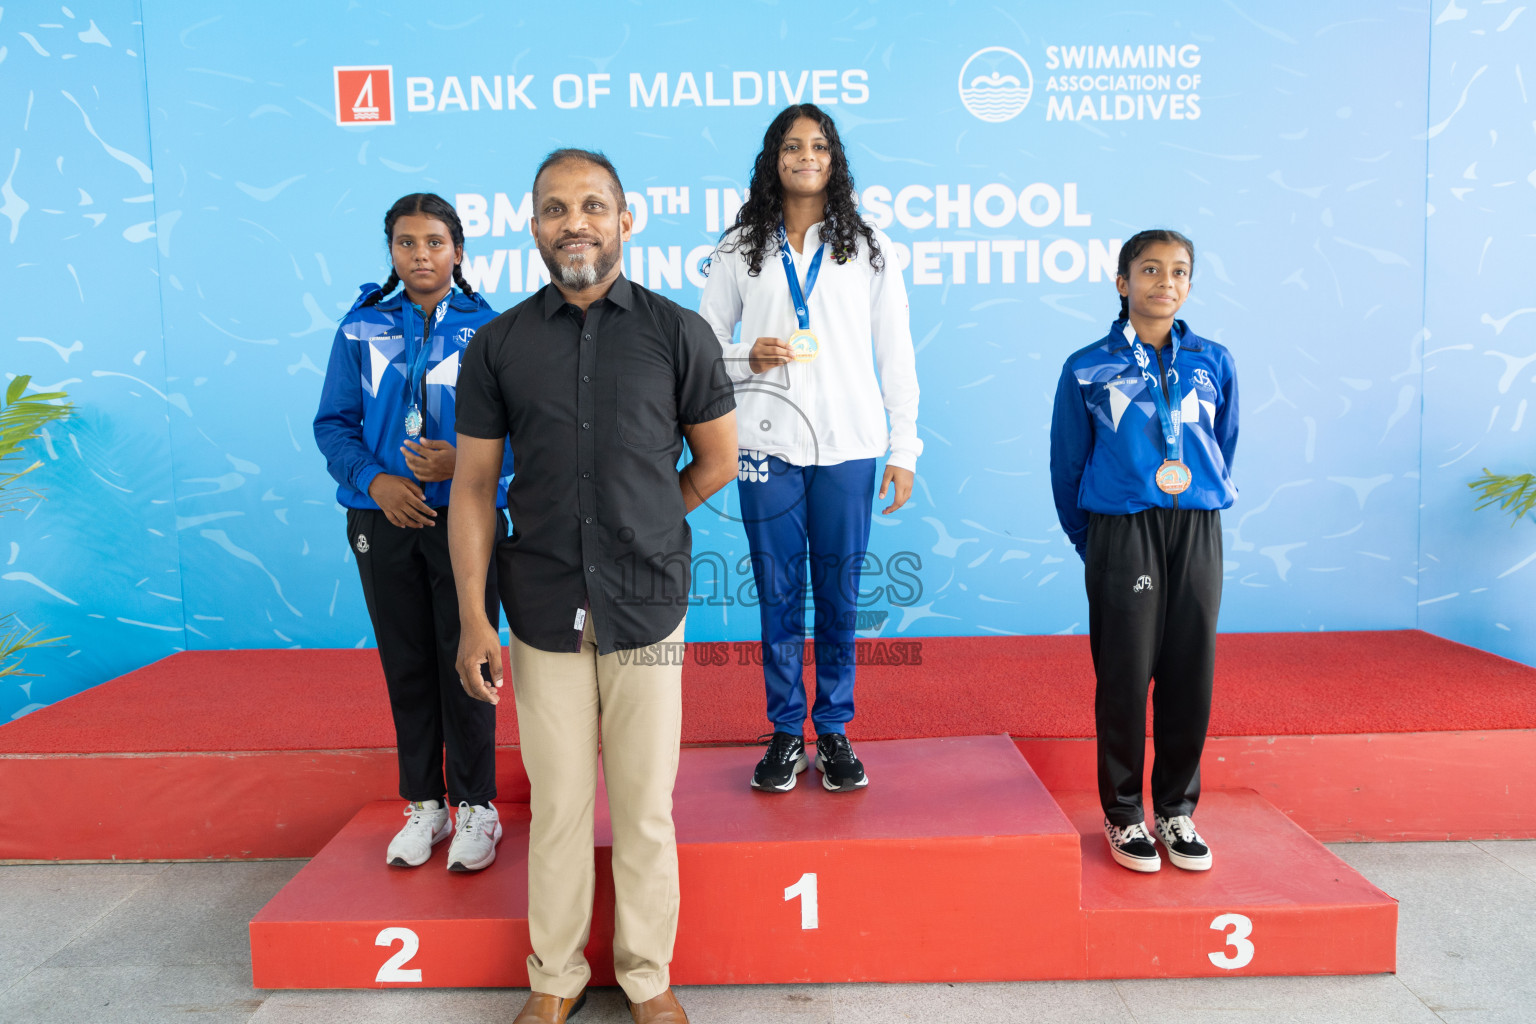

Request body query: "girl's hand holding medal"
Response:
[748, 335, 795, 373]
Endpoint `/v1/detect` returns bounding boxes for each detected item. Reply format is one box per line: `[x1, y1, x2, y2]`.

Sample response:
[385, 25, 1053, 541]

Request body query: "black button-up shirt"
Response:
[456, 275, 735, 654]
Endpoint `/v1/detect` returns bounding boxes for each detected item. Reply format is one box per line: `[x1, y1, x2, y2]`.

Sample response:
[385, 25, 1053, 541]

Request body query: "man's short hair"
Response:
[532, 148, 626, 206]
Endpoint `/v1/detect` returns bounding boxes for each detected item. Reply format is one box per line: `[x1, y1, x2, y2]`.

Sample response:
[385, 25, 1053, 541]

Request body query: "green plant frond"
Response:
[0, 381, 72, 678]
[0, 461, 43, 487]
[0, 616, 67, 678]
[1468, 470, 1536, 525]
[0, 377, 72, 466]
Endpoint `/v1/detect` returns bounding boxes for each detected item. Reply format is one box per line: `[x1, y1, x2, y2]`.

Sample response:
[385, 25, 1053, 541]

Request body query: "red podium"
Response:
[250, 737, 1395, 986]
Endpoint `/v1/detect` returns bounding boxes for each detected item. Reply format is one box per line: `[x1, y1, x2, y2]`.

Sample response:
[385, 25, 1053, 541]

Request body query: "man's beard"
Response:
[541, 238, 619, 289]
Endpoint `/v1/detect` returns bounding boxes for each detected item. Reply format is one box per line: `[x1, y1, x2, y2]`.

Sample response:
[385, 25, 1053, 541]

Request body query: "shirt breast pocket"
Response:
[618, 371, 681, 450]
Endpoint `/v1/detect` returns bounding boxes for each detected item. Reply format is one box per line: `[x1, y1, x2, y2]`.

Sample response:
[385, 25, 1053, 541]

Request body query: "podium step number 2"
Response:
[376, 927, 423, 983]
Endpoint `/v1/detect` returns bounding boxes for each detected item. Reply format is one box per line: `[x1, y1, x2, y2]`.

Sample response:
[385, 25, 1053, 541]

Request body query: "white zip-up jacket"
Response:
[698, 222, 922, 471]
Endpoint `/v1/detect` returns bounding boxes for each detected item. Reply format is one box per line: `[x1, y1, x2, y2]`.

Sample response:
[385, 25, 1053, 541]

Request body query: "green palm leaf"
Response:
[1, 374, 72, 466]
[1468, 469, 1536, 525]
[1, 374, 74, 678]
[0, 615, 66, 679]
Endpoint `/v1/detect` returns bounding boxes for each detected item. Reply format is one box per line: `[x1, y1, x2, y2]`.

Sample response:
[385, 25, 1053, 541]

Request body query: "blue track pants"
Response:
[736, 451, 876, 736]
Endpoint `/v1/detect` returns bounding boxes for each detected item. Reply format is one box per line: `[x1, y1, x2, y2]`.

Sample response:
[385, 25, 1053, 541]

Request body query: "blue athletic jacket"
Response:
[1049, 319, 1239, 558]
[314, 284, 511, 510]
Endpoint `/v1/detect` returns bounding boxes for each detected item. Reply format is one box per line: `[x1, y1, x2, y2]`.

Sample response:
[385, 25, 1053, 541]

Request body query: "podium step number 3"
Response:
[1210, 913, 1255, 970]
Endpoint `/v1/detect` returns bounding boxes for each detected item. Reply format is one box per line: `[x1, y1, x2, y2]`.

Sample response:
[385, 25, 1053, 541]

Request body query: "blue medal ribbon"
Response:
[403, 296, 447, 438]
[1123, 322, 1183, 463]
[777, 224, 825, 330]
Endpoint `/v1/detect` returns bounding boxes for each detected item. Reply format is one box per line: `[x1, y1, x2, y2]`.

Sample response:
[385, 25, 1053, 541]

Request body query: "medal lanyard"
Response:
[405, 297, 446, 409]
[1124, 322, 1184, 462]
[777, 224, 825, 330]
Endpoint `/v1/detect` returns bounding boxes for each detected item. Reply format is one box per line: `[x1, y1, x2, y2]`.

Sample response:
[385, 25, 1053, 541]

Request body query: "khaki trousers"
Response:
[510, 615, 684, 1004]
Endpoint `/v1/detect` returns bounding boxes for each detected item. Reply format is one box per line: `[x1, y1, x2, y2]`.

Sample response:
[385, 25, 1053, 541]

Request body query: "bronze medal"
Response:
[1155, 460, 1192, 495]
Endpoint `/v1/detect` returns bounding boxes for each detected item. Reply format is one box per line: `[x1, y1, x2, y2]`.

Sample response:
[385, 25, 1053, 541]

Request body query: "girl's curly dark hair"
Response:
[719, 103, 883, 275]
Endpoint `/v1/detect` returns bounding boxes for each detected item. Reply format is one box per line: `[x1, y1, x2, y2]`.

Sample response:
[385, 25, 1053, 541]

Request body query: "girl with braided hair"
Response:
[699, 104, 922, 794]
[314, 192, 512, 872]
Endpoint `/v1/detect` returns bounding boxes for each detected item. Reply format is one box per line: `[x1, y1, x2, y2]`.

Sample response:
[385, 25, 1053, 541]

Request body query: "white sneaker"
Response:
[386, 800, 451, 868]
[1155, 813, 1213, 871]
[447, 802, 503, 872]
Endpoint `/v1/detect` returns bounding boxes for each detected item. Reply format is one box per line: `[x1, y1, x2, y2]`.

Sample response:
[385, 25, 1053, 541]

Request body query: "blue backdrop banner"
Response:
[3, 1, 1533, 722]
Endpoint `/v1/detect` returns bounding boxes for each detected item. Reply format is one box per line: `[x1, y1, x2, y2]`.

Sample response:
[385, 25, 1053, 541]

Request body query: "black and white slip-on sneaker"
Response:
[1155, 813, 1213, 871]
[751, 731, 808, 792]
[814, 732, 869, 792]
[1105, 819, 1162, 872]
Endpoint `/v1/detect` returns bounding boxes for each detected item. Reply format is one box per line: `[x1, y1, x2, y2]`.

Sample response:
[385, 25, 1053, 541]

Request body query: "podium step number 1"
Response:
[784, 872, 819, 930]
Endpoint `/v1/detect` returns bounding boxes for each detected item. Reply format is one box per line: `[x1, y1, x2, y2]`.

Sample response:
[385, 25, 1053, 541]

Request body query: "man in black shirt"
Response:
[450, 149, 736, 1024]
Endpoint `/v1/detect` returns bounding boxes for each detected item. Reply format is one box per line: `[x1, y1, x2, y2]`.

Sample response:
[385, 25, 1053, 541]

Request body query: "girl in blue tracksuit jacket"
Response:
[313, 193, 511, 873]
[1049, 228, 1239, 877]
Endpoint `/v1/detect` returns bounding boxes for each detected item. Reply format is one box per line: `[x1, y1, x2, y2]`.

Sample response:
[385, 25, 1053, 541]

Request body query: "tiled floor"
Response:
[1, 841, 1531, 1023]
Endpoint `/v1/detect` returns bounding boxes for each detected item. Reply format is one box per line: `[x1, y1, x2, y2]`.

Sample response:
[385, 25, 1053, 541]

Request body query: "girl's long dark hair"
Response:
[719, 103, 883, 275]
[363, 192, 475, 306]
[1116, 228, 1194, 320]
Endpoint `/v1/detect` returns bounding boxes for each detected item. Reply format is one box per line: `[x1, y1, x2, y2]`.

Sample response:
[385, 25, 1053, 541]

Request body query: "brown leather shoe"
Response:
[513, 989, 586, 1023]
[628, 987, 688, 1023]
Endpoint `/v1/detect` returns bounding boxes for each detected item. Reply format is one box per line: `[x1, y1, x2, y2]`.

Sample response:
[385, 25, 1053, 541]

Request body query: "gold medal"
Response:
[1155, 460, 1192, 495]
[788, 328, 820, 362]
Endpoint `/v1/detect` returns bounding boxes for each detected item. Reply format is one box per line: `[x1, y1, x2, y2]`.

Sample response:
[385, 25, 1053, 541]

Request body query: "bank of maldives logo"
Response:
[958, 47, 1033, 123]
[334, 65, 394, 126]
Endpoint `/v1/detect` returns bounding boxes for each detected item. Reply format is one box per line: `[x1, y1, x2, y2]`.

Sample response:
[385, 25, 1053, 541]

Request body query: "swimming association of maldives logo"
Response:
[334, 65, 394, 126]
[958, 47, 1033, 123]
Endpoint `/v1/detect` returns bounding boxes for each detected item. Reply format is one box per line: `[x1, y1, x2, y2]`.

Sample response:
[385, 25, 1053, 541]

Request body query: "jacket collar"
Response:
[1108, 317, 1195, 353]
[363, 286, 486, 316]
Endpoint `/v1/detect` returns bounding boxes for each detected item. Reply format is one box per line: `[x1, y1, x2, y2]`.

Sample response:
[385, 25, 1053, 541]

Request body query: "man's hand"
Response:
[748, 336, 793, 374]
[455, 614, 504, 705]
[402, 437, 456, 483]
[879, 465, 913, 515]
[368, 473, 437, 528]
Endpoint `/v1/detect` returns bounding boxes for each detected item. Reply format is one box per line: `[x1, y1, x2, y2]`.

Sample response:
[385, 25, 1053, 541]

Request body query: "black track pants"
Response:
[348, 506, 506, 807]
[1085, 508, 1222, 827]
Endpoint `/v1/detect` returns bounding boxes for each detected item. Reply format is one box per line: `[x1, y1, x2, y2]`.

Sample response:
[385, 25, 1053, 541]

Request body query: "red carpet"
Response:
[3, 630, 1533, 754]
